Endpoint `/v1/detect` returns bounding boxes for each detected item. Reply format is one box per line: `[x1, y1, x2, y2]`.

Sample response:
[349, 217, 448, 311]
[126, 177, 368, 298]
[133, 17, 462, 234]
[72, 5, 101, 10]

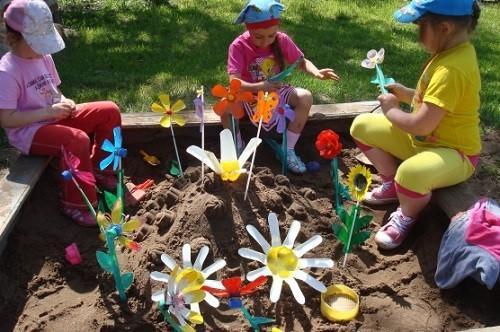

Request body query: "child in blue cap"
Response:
[350, 0, 482, 249]
[226, 0, 340, 174]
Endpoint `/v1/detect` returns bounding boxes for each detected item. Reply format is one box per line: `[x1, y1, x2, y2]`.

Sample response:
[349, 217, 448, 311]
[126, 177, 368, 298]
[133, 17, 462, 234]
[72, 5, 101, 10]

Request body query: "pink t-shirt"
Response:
[0, 52, 61, 154]
[227, 31, 304, 83]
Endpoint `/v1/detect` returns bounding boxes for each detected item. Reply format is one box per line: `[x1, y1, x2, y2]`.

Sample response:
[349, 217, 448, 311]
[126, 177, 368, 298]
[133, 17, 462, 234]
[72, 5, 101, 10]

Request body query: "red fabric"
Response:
[395, 182, 429, 199]
[30, 101, 121, 208]
[245, 18, 280, 30]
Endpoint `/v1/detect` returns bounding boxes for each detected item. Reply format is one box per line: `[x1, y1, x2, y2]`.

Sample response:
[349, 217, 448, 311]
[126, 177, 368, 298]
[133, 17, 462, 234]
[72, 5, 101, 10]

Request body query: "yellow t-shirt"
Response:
[411, 42, 481, 155]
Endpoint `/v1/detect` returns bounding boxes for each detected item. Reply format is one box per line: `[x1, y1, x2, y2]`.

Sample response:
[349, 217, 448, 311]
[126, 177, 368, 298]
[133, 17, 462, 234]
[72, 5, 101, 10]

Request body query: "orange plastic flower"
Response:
[211, 79, 254, 119]
[253, 90, 279, 123]
[315, 129, 342, 160]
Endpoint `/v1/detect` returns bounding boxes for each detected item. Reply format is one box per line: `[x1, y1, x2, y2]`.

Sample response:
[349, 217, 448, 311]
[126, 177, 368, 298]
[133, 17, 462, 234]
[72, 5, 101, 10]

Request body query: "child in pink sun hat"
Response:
[0, 0, 122, 226]
[226, 0, 340, 174]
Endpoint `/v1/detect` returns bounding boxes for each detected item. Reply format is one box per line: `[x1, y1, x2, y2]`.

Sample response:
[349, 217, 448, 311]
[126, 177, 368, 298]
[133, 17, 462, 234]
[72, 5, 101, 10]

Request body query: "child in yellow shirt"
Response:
[350, 0, 481, 249]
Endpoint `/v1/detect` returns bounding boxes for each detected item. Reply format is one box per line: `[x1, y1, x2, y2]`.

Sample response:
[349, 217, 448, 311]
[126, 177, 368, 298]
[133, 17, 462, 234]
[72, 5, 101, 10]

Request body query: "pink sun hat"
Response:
[3, 0, 65, 55]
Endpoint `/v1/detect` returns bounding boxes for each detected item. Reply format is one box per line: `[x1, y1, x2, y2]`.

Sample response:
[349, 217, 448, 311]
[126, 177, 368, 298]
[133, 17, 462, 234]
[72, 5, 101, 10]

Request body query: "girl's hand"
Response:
[377, 93, 400, 115]
[261, 80, 283, 91]
[49, 102, 74, 120]
[385, 83, 409, 102]
[314, 68, 340, 81]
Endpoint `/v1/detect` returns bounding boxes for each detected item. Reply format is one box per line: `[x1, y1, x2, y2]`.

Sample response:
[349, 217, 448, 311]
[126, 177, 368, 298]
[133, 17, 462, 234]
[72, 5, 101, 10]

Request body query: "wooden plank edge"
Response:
[122, 100, 379, 129]
[0, 155, 50, 254]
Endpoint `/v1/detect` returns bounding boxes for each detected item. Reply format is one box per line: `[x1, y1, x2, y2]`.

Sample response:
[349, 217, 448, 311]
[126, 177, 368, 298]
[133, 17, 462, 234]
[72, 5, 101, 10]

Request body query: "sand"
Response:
[0, 130, 499, 332]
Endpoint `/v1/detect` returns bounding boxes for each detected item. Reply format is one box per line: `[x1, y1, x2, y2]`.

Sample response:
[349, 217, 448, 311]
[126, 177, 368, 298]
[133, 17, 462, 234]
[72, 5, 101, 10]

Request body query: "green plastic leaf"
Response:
[332, 224, 348, 244]
[351, 231, 371, 246]
[121, 272, 134, 290]
[340, 183, 351, 200]
[263, 138, 284, 161]
[104, 191, 117, 212]
[96, 251, 113, 272]
[250, 316, 275, 326]
[354, 214, 374, 232]
[169, 160, 181, 177]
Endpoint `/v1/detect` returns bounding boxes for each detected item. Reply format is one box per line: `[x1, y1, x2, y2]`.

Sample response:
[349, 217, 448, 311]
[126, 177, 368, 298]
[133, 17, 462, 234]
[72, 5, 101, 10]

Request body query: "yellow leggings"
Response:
[350, 114, 475, 196]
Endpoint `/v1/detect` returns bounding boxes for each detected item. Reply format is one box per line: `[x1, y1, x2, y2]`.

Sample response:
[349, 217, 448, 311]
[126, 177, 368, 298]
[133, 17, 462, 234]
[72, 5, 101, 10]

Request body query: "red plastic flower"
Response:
[202, 276, 267, 308]
[315, 129, 342, 159]
[211, 79, 254, 119]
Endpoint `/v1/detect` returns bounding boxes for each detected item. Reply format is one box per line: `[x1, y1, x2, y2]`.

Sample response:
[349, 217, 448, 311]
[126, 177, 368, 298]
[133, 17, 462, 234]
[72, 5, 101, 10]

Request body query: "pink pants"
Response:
[30, 101, 122, 209]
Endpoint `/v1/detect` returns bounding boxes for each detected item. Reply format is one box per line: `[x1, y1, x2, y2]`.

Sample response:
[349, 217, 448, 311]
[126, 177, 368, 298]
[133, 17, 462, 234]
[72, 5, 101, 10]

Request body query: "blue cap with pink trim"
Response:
[235, 0, 284, 29]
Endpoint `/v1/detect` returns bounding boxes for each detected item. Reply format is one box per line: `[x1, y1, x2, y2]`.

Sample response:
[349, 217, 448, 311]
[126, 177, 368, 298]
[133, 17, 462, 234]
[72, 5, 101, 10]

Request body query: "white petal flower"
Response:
[238, 212, 335, 304]
[150, 243, 226, 311]
[361, 48, 385, 68]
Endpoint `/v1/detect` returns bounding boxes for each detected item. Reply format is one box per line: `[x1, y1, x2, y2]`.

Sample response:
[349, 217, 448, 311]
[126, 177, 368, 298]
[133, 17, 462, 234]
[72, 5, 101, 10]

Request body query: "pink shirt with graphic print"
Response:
[0, 52, 61, 154]
[227, 31, 304, 83]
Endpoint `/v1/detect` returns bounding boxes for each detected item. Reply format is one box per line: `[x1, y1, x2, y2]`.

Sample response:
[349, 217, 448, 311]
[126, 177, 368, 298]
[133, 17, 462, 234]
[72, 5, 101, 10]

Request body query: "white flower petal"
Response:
[367, 49, 378, 59]
[193, 246, 209, 270]
[182, 243, 192, 268]
[377, 48, 385, 63]
[293, 235, 323, 257]
[202, 259, 226, 279]
[151, 289, 165, 302]
[170, 307, 188, 327]
[247, 225, 271, 253]
[190, 302, 200, 313]
[161, 253, 177, 270]
[203, 279, 225, 289]
[247, 266, 271, 281]
[283, 220, 301, 248]
[238, 247, 266, 264]
[268, 212, 282, 247]
[203, 291, 220, 308]
[293, 270, 327, 292]
[361, 59, 375, 69]
[179, 306, 192, 320]
[285, 278, 305, 304]
[270, 277, 283, 302]
[150, 271, 170, 283]
[298, 258, 334, 269]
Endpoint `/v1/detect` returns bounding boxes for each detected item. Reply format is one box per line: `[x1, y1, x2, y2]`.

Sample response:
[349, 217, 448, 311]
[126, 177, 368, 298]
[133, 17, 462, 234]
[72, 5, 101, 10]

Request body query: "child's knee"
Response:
[297, 88, 313, 107]
[350, 114, 371, 140]
[103, 101, 122, 125]
[395, 164, 430, 195]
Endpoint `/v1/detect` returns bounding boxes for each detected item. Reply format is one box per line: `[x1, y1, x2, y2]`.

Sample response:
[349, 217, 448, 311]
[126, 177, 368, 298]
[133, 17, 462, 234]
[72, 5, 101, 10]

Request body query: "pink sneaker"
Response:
[374, 208, 416, 249]
[364, 180, 398, 205]
[62, 206, 97, 227]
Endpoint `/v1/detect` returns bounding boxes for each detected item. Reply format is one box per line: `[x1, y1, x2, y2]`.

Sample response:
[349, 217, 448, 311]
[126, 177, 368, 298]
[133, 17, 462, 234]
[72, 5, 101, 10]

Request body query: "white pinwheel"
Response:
[150, 243, 226, 312]
[150, 266, 205, 331]
[361, 48, 385, 69]
[186, 128, 262, 182]
[238, 212, 335, 304]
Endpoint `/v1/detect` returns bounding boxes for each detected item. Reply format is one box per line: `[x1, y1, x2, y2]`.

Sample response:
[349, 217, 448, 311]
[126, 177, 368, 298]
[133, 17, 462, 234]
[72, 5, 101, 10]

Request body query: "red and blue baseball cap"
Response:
[235, 0, 284, 30]
[394, 0, 475, 23]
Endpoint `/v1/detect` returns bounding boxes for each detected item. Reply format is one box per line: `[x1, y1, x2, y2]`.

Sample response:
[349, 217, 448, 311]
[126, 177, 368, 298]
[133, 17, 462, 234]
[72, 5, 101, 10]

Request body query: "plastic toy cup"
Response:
[65, 242, 82, 265]
[321, 284, 359, 322]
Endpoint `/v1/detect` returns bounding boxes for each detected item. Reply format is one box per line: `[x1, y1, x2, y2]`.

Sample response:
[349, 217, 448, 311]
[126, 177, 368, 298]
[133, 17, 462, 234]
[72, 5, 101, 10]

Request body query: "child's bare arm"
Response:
[229, 74, 282, 92]
[301, 58, 340, 81]
[0, 103, 73, 128]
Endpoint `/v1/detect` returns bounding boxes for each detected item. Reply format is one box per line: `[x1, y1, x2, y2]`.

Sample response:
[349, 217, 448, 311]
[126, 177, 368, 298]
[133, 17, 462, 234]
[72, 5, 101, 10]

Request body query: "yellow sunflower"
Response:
[347, 165, 372, 202]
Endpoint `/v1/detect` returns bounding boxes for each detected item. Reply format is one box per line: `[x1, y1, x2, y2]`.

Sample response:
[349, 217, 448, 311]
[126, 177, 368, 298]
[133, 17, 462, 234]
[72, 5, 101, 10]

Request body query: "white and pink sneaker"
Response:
[364, 180, 398, 205]
[375, 208, 416, 250]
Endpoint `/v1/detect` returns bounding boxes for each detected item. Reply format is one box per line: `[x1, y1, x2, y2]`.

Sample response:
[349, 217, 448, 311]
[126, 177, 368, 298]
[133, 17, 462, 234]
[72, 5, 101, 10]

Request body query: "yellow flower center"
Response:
[178, 267, 205, 292]
[220, 160, 241, 181]
[227, 93, 235, 102]
[267, 246, 298, 278]
[165, 108, 172, 115]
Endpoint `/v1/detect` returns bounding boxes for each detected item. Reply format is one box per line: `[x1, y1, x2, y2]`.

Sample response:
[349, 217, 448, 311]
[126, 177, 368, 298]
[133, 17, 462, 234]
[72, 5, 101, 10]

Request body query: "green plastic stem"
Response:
[342, 202, 360, 269]
[332, 158, 341, 214]
[375, 64, 388, 94]
[170, 124, 183, 176]
[70, 177, 96, 219]
[105, 230, 126, 301]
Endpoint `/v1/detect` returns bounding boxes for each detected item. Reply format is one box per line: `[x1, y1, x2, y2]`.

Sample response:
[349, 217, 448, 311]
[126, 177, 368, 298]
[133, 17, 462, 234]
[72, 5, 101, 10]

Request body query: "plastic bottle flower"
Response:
[186, 129, 262, 182]
[211, 78, 254, 119]
[252, 90, 279, 123]
[347, 164, 372, 202]
[151, 243, 227, 311]
[238, 212, 334, 304]
[203, 276, 268, 309]
[361, 48, 385, 69]
[275, 102, 295, 134]
[96, 199, 142, 251]
[315, 129, 342, 160]
[150, 266, 206, 332]
[151, 94, 187, 128]
[61, 145, 95, 186]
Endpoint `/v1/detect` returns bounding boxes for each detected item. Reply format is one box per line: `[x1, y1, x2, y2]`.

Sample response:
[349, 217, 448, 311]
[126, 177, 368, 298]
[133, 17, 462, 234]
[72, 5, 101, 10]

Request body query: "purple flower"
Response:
[275, 101, 295, 134]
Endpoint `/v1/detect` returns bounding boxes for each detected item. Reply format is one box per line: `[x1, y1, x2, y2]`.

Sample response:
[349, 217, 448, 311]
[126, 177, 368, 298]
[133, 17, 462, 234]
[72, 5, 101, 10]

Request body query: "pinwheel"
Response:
[151, 243, 226, 313]
[244, 91, 279, 200]
[361, 48, 395, 96]
[315, 129, 350, 214]
[203, 276, 274, 332]
[95, 199, 142, 301]
[238, 212, 334, 304]
[193, 86, 206, 181]
[151, 266, 205, 332]
[60, 145, 97, 219]
[151, 94, 186, 177]
[212, 79, 254, 148]
[99, 126, 126, 209]
[186, 129, 262, 182]
[334, 165, 373, 268]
